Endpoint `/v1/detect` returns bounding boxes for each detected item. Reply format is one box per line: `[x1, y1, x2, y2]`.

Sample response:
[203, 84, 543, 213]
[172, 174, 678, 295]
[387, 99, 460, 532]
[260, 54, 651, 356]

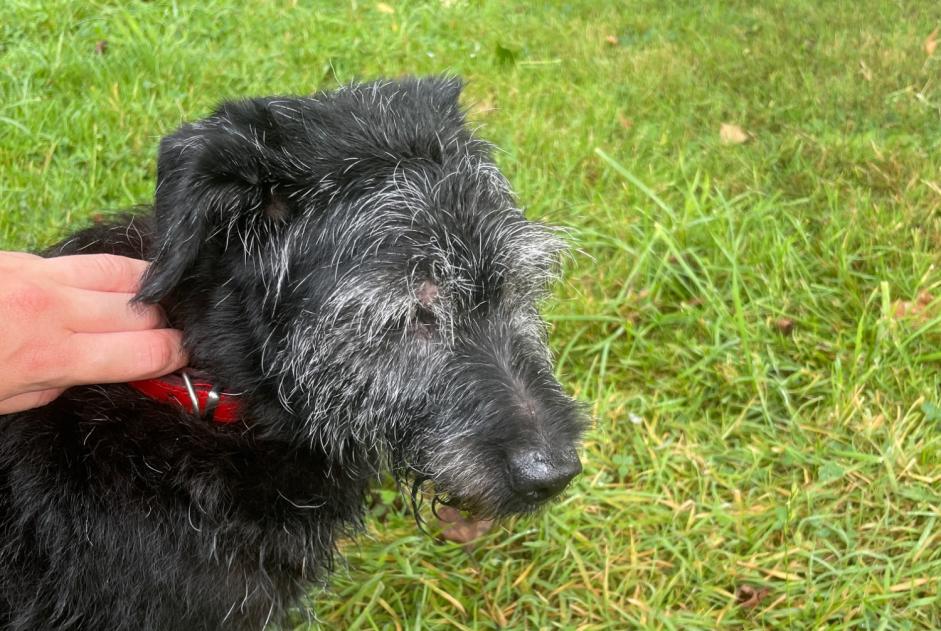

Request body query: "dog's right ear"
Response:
[136, 123, 270, 304]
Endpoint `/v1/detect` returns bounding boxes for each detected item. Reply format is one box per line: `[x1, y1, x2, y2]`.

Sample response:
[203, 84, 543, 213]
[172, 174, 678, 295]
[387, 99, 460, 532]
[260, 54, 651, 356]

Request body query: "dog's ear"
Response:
[428, 75, 463, 107]
[413, 75, 464, 114]
[136, 122, 271, 303]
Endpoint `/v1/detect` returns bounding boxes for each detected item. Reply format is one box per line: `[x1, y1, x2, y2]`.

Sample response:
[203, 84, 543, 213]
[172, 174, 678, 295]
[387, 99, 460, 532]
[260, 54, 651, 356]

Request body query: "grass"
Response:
[3, 0, 941, 628]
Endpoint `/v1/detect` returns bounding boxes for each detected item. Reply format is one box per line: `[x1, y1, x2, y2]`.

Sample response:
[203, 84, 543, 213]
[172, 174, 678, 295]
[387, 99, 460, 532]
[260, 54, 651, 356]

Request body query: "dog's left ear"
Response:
[424, 75, 464, 108]
[136, 118, 273, 304]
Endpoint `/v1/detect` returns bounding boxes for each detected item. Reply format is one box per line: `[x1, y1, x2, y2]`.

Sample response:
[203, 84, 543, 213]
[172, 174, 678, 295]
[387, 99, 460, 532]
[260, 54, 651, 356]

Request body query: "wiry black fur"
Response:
[0, 77, 586, 630]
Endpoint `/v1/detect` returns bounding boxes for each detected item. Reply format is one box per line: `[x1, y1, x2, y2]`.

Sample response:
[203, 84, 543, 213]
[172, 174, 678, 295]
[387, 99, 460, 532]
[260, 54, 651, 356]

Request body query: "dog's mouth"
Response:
[406, 475, 552, 525]
[408, 476, 462, 520]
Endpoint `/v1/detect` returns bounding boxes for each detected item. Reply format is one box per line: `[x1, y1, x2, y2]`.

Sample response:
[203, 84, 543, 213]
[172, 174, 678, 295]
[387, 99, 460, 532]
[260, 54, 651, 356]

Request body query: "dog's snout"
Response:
[508, 448, 581, 502]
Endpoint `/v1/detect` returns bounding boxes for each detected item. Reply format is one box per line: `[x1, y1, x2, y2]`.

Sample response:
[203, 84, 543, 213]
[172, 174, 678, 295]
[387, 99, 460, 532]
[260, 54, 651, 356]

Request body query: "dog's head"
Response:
[138, 77, 586, 517]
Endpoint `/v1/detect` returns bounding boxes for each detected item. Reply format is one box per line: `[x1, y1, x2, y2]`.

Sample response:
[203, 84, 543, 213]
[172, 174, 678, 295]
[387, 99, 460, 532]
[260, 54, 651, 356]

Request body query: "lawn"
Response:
[3, 0, 941, 628]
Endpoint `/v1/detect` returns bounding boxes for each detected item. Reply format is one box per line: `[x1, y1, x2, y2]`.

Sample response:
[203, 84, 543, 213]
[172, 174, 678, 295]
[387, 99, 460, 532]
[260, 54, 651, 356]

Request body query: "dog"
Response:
[0, 76, 586, 630]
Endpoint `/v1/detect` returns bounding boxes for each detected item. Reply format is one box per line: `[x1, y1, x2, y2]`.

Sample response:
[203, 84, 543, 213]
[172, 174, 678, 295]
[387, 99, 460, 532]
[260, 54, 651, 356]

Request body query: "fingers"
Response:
[0, 389, 65, 415]
[0, 252, 187, 403]
[64, 289, 166, 333]
[60, 329, 188, 387]
[42, 254, 150, 293]
[0, 251, 40, 262]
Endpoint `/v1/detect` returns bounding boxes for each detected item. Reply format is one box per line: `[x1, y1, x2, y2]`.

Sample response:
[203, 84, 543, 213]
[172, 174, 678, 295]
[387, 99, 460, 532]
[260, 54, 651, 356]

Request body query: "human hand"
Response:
[0, 252, 188, 414]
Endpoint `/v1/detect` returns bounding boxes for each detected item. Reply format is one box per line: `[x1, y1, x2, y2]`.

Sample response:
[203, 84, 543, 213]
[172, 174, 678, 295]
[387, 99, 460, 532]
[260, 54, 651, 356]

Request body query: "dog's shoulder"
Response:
[41, 211, 155, 260]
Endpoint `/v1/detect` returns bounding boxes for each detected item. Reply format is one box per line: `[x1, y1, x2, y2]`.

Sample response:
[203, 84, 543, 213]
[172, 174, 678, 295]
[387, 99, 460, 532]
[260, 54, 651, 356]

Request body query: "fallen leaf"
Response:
[494, 43, 518, 66]
[376, 2, 395, 14]
[736, 584, 770, 609]
[605, 35, 619, 46]
[720, 123, 749, 145]
[819, 461, 845, 482]
[892, 291, 934, 321]
[773, 317, 795, 334]
[437, 506, 493, 545]
[925, 27, 939, 56]
[617, 112, 633, 129]
[922, 402, 941, 423]
[94, 40, 108, 55]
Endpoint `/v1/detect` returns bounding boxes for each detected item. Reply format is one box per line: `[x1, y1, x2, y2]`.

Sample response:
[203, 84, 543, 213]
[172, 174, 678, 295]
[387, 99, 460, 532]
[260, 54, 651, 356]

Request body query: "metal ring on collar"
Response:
[180, 371, 201, 417]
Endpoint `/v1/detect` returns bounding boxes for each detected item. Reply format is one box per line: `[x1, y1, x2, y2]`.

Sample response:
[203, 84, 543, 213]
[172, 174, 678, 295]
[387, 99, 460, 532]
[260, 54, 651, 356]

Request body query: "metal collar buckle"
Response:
[180, 371, 222, 421]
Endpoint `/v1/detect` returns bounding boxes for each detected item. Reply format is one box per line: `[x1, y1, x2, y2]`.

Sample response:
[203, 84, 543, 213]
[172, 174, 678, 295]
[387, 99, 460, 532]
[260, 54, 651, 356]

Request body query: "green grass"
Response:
[3, 0, 941, 628]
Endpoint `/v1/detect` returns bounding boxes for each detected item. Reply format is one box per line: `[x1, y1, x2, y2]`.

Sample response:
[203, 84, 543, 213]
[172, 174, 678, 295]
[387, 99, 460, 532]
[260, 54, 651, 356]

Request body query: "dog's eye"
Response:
[415, 306, 437, 327]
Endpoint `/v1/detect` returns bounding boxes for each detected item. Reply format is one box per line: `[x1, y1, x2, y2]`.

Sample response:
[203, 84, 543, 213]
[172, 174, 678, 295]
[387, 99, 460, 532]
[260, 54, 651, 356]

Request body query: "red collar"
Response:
[128, 372, 242, 424]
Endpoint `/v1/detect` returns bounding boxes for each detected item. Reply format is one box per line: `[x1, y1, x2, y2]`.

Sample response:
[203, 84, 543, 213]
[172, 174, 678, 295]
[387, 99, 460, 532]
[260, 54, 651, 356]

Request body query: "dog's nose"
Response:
[508, 448, 581, 502]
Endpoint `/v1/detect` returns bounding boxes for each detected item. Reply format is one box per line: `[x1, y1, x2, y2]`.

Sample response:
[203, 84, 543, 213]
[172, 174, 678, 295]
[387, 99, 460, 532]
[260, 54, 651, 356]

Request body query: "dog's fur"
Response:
[0, 77, 586, 630]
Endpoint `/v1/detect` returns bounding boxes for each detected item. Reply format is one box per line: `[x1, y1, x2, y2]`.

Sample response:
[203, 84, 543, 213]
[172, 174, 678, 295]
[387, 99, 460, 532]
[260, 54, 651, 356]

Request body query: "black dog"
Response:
[0, 77, 586, 630]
